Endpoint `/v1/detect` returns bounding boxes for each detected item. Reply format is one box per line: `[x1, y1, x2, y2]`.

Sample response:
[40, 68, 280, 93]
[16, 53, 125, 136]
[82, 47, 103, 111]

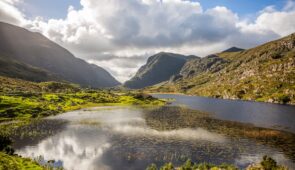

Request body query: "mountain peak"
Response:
[222, 47, 244, 53]
[124, 52, 192, 89]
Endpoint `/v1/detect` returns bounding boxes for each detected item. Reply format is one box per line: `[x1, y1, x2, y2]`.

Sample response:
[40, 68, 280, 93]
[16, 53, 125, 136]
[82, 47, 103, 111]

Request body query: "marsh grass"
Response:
[144, 106, 295, 161]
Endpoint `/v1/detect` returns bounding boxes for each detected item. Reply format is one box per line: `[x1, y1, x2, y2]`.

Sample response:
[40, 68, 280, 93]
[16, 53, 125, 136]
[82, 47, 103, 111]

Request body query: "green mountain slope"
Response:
[0, 54, 60, 82]
[146, 33, 295, 105]
[124, 52, 197, 89]
[0, 22, 120, 87]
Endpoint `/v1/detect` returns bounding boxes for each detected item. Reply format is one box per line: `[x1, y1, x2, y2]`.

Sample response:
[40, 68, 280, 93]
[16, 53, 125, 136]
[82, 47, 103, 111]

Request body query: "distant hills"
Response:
[0, 22, 120, 88]
[142, 34, 295, 105]
[124, 52, 196, 89]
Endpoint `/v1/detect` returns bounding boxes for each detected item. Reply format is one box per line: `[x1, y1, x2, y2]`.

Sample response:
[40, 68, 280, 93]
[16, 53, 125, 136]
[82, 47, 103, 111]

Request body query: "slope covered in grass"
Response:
[0, 76, 164, 121]
[146, 33, 295, 105]
[0, 152, 43, 170]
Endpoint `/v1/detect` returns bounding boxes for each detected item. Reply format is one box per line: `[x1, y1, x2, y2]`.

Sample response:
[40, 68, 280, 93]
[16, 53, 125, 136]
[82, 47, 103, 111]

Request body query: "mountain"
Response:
[124, 52, 196, 89]
[0, 22, 120, 87]
[146, 33, 295, 105]
[222, 47, 244, 52]
[0, 54, 59, 82]
[179, 54, 229, 78]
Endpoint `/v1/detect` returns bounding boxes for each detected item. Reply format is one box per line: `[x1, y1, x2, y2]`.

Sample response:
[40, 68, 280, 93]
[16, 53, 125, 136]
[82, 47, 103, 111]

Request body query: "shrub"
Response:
[146, 163, 158, 170]
[270, 52, 282, 59]
[180, 159, 197, 170]
[277, 95, 291, 104]
[0, 135, 14, 155]
[261, 155, 277, 170]
[160, 163, 174, 170]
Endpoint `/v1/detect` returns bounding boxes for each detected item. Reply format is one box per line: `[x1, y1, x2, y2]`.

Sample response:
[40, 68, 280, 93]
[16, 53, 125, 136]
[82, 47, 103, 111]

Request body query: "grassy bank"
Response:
[0, 76, 165, 121]
[0, 152, 44, 170]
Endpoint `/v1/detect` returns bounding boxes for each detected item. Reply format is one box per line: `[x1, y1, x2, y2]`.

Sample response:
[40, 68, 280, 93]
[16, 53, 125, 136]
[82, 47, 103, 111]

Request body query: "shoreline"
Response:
[148, 92, 295, 106]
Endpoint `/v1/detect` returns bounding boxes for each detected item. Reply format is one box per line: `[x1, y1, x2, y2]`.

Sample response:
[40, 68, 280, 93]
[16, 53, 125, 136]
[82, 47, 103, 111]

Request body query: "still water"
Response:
[153, 94, 295, 133]
[14, 95, 295, 170]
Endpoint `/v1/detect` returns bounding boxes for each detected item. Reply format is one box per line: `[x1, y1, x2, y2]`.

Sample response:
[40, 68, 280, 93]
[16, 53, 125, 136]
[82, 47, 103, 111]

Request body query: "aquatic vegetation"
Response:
[3, 106, 292, 170]
[144, 106, 295, 161]
[146, 158, 238, 170]
[0, 119, 67, 150]
[247, 155, 288, 170]
[0, 119, 67, 170]
[147, 156, 288, 170]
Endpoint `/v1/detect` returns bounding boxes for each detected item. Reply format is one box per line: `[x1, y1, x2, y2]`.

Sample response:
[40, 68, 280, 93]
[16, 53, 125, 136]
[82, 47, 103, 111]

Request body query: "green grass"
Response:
[0, 76, 165, 120]
[0, 91, 165, 119]
[0, 152, 43, 170]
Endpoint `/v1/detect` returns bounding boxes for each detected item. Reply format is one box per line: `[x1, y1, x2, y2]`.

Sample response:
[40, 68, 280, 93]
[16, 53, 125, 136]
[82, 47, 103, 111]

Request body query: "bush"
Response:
[261, 155, 277, 170]
[160, 162, 174, 170]
[134, 93, 155, 100]
[277, 95, 291, 104]
[180, 159, 197, 170]
[270, 52, 282, 59]
[146, 163, 157, 170]
[0, 135, 14, 155]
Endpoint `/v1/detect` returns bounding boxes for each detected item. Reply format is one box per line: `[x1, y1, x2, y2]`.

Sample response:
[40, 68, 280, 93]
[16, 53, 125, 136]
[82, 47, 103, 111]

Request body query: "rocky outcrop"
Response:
[124, 52, 196, 89]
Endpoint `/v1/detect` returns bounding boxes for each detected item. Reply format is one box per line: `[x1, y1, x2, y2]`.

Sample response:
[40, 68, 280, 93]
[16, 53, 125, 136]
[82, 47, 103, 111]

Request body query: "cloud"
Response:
[0, 0, 25, 25]
[88, 55, 149, 82]
[1, 0, 295, 82]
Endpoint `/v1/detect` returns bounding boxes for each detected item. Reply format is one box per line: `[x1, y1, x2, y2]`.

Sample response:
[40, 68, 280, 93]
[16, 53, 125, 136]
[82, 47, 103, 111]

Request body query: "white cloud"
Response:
[1, 0, 295, 82]
[0, 0, 25, 25]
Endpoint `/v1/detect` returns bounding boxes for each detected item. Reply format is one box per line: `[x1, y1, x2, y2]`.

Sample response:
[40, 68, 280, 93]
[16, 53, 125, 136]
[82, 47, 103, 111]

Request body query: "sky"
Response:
[1, 0, 295, 82]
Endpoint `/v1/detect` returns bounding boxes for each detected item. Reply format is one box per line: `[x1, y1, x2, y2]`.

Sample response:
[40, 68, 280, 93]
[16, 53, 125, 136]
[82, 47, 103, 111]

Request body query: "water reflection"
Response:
[19, 126, 111, 170]
[16, 106, 295, 170]
[152, 94, 295, 132]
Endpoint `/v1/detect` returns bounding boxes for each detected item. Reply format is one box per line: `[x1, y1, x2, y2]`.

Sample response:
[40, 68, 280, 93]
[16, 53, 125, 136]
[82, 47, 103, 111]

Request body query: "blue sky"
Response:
[21, 0, 287, 20]
[19, 0, 82, 19]
[195, 0, 284, 15]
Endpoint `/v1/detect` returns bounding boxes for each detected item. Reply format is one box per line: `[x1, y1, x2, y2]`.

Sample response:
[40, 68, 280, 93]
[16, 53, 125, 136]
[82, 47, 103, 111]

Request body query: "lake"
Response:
[13, 95, 295, 170]
[153, 94, 295, 133]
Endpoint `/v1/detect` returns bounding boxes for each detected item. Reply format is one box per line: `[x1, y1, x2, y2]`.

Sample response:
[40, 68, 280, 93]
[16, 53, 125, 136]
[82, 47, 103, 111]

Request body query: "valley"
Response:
[0, 21, 294, 170]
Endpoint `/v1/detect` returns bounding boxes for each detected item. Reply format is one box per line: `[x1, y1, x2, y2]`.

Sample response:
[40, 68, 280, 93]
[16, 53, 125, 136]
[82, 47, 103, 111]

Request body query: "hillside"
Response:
[124, 52, 196, 89]
[146, 33, 295, 105]
[0, 22, 120, 88]
[0, 54, 59, 82]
